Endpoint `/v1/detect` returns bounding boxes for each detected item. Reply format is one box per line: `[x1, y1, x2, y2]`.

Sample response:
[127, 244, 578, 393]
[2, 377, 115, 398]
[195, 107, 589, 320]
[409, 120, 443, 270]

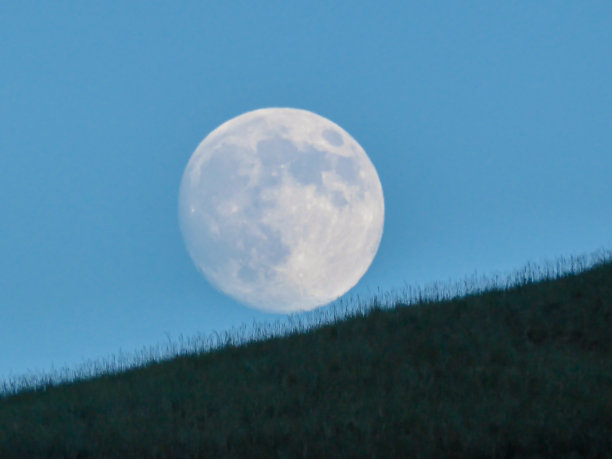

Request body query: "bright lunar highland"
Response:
[179, 108, 384, 313]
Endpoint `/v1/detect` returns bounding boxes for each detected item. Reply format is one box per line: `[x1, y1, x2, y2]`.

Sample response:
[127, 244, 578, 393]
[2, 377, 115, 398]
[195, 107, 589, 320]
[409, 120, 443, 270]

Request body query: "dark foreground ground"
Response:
[1, 261, 611, 458]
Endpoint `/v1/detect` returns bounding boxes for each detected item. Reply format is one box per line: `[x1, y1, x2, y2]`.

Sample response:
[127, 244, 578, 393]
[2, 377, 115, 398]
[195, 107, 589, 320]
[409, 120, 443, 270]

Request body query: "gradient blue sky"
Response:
[1, 2, 611, 383]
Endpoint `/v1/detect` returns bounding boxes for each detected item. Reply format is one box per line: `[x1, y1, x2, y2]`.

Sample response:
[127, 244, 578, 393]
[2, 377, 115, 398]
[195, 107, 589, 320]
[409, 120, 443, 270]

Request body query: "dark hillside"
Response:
[1, 261, 611, 458]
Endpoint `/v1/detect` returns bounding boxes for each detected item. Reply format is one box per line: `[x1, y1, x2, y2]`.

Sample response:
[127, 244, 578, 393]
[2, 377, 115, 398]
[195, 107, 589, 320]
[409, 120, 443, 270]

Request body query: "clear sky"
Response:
[1, 2, 611, 385]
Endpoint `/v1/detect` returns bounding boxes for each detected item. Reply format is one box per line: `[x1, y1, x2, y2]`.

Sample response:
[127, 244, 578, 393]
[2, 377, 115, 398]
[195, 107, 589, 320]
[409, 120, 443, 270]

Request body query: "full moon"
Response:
[178, 108, 384, 313]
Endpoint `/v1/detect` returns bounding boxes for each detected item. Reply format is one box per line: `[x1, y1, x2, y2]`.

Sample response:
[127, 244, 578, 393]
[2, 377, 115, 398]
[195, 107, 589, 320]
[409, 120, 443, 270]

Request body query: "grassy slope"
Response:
[1, 262, 611, 458]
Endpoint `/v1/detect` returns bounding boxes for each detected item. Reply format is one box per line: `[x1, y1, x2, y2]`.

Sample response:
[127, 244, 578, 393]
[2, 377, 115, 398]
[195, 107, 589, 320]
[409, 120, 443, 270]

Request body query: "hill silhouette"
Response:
[1, 255, 611, 457]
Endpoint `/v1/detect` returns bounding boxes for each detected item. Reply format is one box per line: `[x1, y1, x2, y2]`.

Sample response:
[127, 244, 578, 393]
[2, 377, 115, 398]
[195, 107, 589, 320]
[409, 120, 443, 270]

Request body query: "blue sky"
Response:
[1, 2, 611, 384]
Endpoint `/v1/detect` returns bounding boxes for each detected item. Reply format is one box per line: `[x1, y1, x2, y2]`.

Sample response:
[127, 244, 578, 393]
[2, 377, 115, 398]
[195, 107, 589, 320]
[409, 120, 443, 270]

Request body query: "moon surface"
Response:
[178, 108, 384, 313]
